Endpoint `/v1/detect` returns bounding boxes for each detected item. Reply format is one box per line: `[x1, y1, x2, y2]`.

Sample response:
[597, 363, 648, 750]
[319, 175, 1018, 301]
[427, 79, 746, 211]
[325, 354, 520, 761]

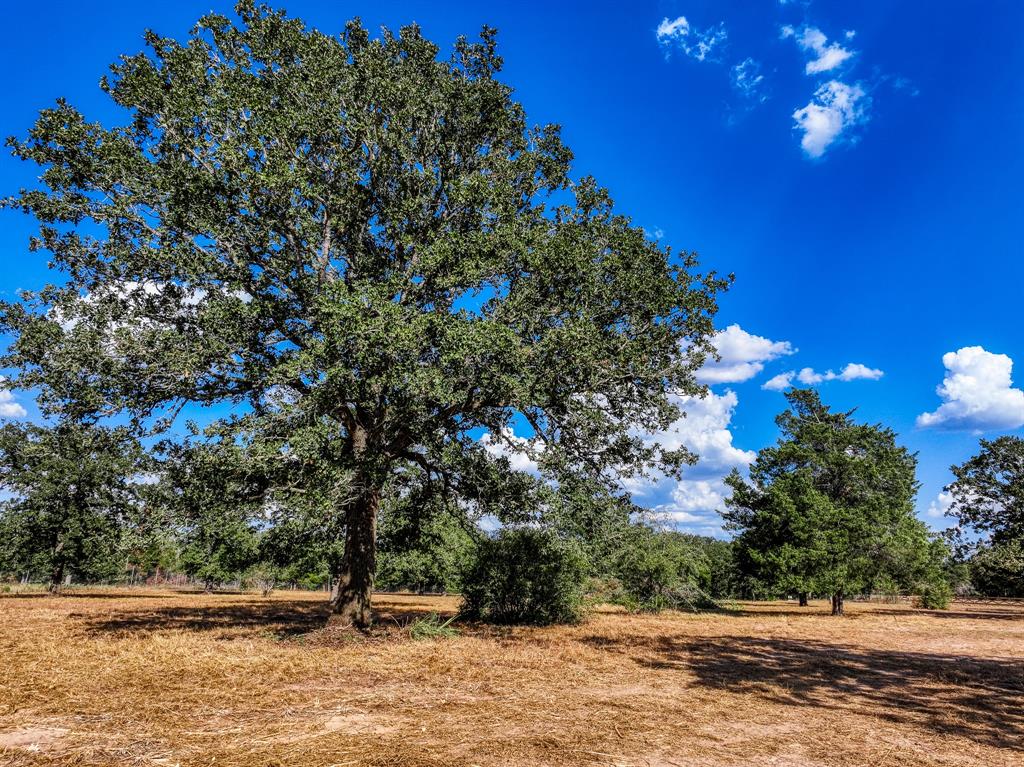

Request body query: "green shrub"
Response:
[583, 575, 627, 607]
[460, 527, 588, 625]
[872, 574, 901, 603]
[969, 540, 1024, 597]
[915, 579, 952, 610]
[613, 527, 713, 613]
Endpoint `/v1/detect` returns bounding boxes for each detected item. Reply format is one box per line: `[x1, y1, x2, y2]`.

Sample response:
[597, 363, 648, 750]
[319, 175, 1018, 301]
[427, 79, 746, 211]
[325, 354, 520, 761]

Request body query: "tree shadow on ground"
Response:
[879, 608, 1024, 621]
[582, 633, 1024, 751]
[0, 592, 177, 600]
[722, 602, 1024, 622]
[78, 596, 453, 638]
[79, 599, 332, 638]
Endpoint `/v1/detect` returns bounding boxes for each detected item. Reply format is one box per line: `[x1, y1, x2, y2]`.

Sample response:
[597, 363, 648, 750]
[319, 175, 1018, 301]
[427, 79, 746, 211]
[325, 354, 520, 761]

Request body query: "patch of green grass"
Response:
[408, 612, 459, 640]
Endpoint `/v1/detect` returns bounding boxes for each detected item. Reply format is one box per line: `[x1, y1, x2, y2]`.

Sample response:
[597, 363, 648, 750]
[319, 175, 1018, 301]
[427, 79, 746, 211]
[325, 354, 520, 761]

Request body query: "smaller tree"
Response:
[724, 389, 933, 615]
[155, 440, 265, 590]
[969, 540, 1024, 597]
[685, 535, 741, 600]
[945, 436, 1024, 597]
[0, 420, 145, 591]
[946, 435, 1024, 545]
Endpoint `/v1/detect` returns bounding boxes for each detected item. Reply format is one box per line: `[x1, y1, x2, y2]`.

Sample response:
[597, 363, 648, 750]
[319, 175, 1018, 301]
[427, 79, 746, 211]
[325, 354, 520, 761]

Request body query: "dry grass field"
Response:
[1, 589, 1022, 767]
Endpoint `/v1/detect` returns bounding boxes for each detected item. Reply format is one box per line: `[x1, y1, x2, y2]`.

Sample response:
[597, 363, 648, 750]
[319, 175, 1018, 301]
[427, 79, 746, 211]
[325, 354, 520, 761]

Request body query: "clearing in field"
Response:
[1, 590, 1022, 767]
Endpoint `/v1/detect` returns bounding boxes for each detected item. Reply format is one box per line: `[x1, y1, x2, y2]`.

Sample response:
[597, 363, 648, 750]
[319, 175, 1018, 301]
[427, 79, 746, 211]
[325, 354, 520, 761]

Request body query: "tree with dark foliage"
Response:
[724, 389, 938, 615]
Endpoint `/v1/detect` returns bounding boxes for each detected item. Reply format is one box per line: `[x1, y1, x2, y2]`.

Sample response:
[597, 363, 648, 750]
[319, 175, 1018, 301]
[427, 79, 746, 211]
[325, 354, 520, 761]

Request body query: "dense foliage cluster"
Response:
[0, 420, 146, 592]
[460, 527, 588, 625]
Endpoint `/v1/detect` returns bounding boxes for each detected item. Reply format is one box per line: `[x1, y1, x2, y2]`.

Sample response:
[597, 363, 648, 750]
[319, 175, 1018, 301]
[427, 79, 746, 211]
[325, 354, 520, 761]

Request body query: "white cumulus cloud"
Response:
[654, 478, 734, 535]
[657, 389, 757, 476]
[837, 362, 885, 381]
[792, 80, 869, 158]
[782, 25, 855, 75]
[697, 324, 794, 384]
[628, 389, 755, 537]
[926, 491, 954, 520]
[762, 371, 795, 391]
[0, 378, 27, 420]
[916, 346, 1024, 431]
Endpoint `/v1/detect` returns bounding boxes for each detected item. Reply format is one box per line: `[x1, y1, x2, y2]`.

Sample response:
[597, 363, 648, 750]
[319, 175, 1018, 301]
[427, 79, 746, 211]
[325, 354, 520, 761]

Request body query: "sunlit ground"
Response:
[1, 589, 1022, 766]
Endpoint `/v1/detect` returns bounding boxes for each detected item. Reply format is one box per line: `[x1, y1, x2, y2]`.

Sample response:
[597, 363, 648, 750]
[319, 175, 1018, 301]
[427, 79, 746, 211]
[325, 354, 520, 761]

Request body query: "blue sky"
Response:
[2, 1, 1023, 536]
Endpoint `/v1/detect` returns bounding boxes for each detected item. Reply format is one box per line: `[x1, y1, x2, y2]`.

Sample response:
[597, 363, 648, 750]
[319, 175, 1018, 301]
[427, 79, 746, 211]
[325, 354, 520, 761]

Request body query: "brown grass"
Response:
[1, 590, 1022, 766]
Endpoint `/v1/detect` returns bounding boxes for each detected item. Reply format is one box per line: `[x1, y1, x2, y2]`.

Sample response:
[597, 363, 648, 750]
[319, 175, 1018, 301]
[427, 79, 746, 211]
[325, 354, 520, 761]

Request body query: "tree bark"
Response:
[48, 561, 65, 595]
[831, 592, 844, 616]
[798, 592, 808, 607]
[48, 537, 66, 595]
[330, 483, 381, 628]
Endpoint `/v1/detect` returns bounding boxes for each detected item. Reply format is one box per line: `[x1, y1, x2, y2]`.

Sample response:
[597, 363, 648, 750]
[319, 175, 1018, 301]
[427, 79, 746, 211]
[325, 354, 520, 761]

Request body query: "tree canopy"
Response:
[723, 389, 939, 614]
[945, 436, 1024, 599]
[1, 2, 726, 624]
[946, 435, 1024, 546]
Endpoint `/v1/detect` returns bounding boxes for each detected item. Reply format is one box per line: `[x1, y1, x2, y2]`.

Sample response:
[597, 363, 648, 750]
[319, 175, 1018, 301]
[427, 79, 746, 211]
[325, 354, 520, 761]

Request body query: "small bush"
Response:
[245, 563, 279, 597]
[872, 574, 901, 603]
[915, 579, 952, 610]
[409, 613, 459, 640]
[460, 527, 588, 625]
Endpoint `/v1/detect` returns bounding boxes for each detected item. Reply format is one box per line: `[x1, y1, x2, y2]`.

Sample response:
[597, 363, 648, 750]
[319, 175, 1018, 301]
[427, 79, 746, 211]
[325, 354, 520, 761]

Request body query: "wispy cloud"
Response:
[731, 57, 768, 102]
[782, 25, 856, 75]
[762, 362, 884, 391]
[656, 16, 728, 62]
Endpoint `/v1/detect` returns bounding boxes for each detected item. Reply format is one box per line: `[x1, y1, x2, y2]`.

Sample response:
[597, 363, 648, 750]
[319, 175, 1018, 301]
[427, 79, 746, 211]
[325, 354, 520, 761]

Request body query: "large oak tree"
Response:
[2, 3, 725, 625]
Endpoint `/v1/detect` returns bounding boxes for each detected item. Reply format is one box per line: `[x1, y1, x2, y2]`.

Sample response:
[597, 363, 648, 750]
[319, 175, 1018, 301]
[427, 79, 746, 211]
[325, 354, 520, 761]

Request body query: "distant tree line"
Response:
[6, 387, 1020, 621]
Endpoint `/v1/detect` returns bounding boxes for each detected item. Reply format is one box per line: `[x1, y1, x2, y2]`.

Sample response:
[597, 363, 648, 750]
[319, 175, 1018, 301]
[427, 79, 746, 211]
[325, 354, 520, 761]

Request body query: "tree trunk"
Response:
[48, 535, 67, 595]
[48, 561, 65, 595]
[799, 592, 808, 607]
[330, 484, 381, 628]
[831, 592, 844, 616]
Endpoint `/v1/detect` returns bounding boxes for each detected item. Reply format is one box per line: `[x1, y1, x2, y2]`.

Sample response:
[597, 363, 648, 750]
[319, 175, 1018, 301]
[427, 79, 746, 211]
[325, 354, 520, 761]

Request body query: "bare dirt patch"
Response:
[1, 589, 1021, 766]
[0, 727, 69, 752]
